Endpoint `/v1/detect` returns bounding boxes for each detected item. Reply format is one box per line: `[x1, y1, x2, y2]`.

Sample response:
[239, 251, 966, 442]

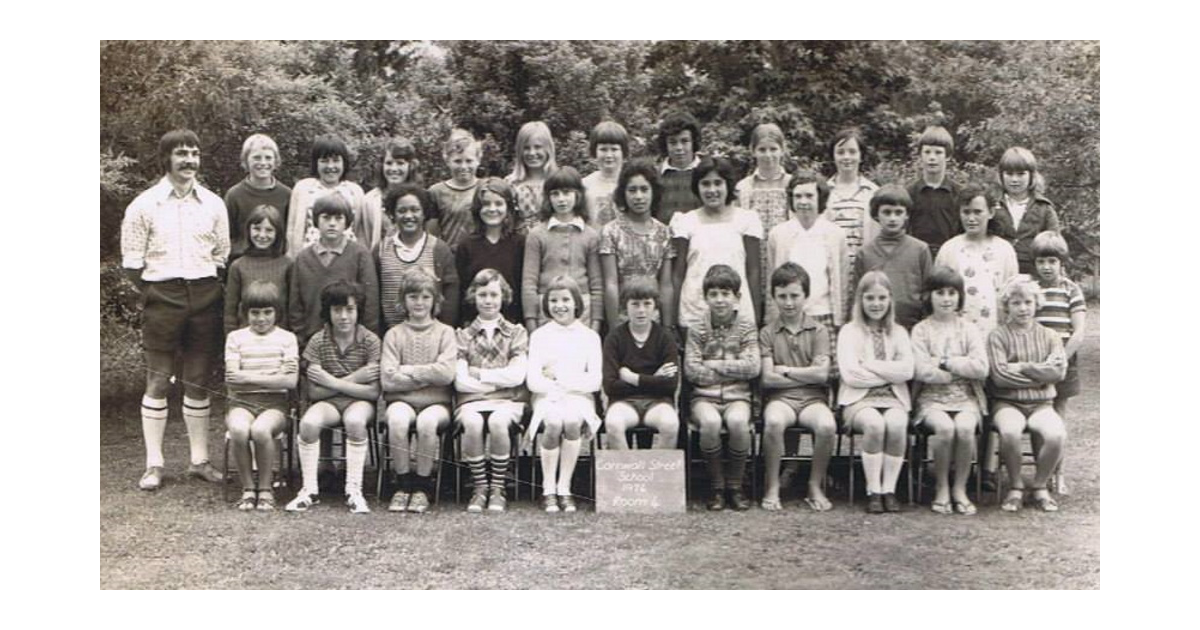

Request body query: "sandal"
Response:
[1000, 489, 1024, 513]
[930, 501, 953, 515]
[1031, 488, 1059, 512]
[804, 493, 833, 512]
[761, 497, 783, 511]
[236, 489, 257, 511]
[256, 490, 276, 511]
[953, 499, 977, 516]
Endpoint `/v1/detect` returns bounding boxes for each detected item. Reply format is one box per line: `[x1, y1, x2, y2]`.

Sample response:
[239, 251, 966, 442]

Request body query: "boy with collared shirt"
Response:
[655, 111, 704, 226]
[685, 264, 761, 511]
[288, 193, 380, 343]
[906, 125, 961, 259]
[121, 128, 230, 491]
[759, 263, 836, 512]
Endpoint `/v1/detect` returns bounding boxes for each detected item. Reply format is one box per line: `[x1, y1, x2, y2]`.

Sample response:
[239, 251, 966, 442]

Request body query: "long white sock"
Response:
[540, 445, 560, 496]
[141, 395, 168, 468]
[557, 438, 581, 496]
[298, 438, 319, 493]
[182, 395, 211, 465]
[345, 438, 368, 494]
[882, 453, 905, 493]
[861, 451, 884, 495]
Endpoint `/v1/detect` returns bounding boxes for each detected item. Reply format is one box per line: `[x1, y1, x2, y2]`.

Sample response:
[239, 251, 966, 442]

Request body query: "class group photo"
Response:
[99, 40, 1101, 590]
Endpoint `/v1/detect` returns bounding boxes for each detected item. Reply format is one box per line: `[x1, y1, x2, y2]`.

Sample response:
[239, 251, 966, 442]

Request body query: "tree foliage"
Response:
[100, 40, 1099, 280]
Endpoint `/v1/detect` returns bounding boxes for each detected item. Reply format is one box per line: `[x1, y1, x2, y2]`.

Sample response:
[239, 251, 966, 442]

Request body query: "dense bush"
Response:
[101, 40, 1099, 280]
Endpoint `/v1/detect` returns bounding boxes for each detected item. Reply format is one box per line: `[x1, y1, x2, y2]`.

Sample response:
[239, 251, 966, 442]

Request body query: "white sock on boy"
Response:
[182, 395, 211, 465]
[298, 438, 319, 493]
[345, 438, 368, 495]
[141, 395, 168, 468]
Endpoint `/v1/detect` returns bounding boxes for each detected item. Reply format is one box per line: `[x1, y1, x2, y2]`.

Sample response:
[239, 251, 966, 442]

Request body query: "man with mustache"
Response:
[121, 129, 231, 491]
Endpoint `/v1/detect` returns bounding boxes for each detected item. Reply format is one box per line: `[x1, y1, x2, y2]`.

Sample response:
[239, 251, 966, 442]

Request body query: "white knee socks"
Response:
[141, 395, 168, 468]
[182, 395, 211, 465]
[299, 438, 320, 493]
[557, 438, 581, 496]
[882, 453, 905, 493]
[540, 445, 560, 496]
[345, 438, 368, 494]
[861, 451, 883, 495]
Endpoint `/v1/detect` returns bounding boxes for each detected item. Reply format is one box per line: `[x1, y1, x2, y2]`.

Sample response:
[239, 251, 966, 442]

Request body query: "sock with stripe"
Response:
[489, 454, 510, 493]
[703, 444, 725, 492]
[141, 396, 169, 468]
[466, 456, 487, 492]
[182, 395, 211, 465]
[725, 444, 749, 492]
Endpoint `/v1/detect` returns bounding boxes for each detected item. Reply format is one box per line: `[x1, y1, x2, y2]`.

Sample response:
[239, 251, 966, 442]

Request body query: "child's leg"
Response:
[603, 402, 638, 450]
[458, 408, 488, 495]
[556, 415, 584, 496]
[691, 400, 726, 493]
[761, 401, 796, 503]
[923, 410, 954, 506]
[644, 403, 679, 450]
[993, 407, 1029, 490]
[539, 415, 563, 497]
[386, 401, 416, 478]
[297, 401, 341, 493]
[414, 405, 451, 491]
[852, 408, 886, 495]
[226, 407, 255, 492]
[723, 402, 752, 495]
[341, 401, 374, 496]
[797, 403, 837, 504]
[880, 408, 908, 494]
[249, 409, 287, 491]
[1028, 407, 1066, 490]
[487, 407, 519, 494]
[950, 410, 980, 504]
[1052, 397, 1071, 493]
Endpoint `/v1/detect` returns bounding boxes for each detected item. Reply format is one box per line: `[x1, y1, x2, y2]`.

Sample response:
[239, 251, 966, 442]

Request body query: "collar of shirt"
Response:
[773, 312, 817, 335]
[152, 175, 202, 202]
[708, 309, 739, 331]
[470, 316, 514, 338]
[915, 176, 957, 193]
[312, 237, 348, 257]
[323, 324, 364, 346]
[826, 175, 877, 196]
[392, 232, 427, 257]
[660, 155, 701, 174]
[547, 216, 586, 232]
[751, 168, 787, 183]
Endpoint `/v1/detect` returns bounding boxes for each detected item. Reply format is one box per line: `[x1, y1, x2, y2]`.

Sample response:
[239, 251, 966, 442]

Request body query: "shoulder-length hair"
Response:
[373, 137, 422, 189]
[471, 177, 518, 237]
[243, 204, 287, 257]
[613, 159, 662, 216]
[850, 270, 896, 331]
[309, 135, 352, 181]
[541, 274, 585, 319]
[539, 166, 586, 222]
[509, 121, 558, 182]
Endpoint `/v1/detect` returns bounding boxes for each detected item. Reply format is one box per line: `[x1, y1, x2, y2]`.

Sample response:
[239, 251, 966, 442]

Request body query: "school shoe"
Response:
[559, 494, 577, 513]
[467, 489, 488, 513]
[727, 489, 751, 511]
[285, 489, 320, 512]
[487, 489, 507, 512]
[543, 494, 560, 513]
[388, 491, 410, 513]
[346, 491, 371, 514]
[866, 493, 885, 514]
[706, 490, 726, 511]
[407, 491, 430, 514]
[882, 493, 902, 513]
[138, 466, 164, 491]
[186, 461, 225, 483]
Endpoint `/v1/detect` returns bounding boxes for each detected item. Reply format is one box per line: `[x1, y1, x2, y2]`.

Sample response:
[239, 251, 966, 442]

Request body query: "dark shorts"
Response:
[229, 391, 289, 417]
[1056, 355, 1080, 400]
[141, 277, 222, 353]
[609, 397, 675, 421]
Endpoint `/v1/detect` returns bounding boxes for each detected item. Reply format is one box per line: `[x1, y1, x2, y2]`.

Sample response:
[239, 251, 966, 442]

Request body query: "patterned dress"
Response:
[735, 170, 790, 300]
[935, 235, 1019, 337]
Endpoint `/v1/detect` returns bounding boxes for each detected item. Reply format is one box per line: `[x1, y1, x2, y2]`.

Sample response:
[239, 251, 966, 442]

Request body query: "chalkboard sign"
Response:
[594, 449, 686, 514]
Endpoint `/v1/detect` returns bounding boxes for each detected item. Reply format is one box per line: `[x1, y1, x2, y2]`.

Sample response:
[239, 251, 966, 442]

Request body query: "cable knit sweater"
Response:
[380, 319, 458, 407]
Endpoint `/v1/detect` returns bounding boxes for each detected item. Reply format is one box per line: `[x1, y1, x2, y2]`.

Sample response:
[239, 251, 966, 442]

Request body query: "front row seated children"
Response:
[454, 269, 530, 513]
[1031, 231, 1086, 495]
[838, 271, 914, 514]
[987, 275, 1067, 513]
[910, 266, 989, 515]
[602, 278, 680, 450]
[381, 269, 457, 513]
[225, 281, 299, 511]
[685, 264, 762, 512]
[759, 263, 836, 512]
[286, 280, 381, 514]
[526, 275, 603, 513]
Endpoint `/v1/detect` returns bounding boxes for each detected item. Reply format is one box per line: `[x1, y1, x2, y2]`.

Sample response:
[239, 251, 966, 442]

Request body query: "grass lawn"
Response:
[99, 307, 1100, 589]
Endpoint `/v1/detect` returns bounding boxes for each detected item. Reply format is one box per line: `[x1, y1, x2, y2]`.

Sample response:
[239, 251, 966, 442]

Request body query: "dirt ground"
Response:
[99, 307, 1099, 589]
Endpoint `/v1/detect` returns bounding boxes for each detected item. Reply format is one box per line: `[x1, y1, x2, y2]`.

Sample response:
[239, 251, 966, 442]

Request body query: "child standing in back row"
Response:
[362, 137, 423, 251]
[655, 111, 704, 226]
[286, 135, 365, 256]
[582, 120, 628, 229]
[992, 147, 1061, 275]
[736, 123, 792, 302]
[427, 129, 483, 252]
[507, 121, 558, 236]
[225, 133, 291, 262]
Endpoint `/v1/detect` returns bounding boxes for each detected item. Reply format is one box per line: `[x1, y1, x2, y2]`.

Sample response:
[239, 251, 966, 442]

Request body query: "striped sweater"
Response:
[987, 322, 1066, 403]
[375, 234, 458, 330]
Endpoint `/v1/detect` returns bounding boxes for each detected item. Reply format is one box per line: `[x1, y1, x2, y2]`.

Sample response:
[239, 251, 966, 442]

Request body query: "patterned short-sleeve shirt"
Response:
[302, 325, 381, 378]
[598, 214, 676, 284]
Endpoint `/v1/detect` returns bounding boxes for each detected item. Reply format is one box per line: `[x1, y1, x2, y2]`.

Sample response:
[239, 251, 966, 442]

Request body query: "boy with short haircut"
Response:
[906, 125, 961, 259]
[286, 280, 381, 513]
[685, 264, 761, 511]
[582, 120, 628, 229]
[856, 185, 932, 329]
[427, 129, 483, 251]
[288, 193, 380, 342]
[655, 111, 704, 225]
[758, 263, 836, 512]
[225, 133, 291, 261]
[1031, 231, 1086, 495]
[602, 278, 680, 450]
